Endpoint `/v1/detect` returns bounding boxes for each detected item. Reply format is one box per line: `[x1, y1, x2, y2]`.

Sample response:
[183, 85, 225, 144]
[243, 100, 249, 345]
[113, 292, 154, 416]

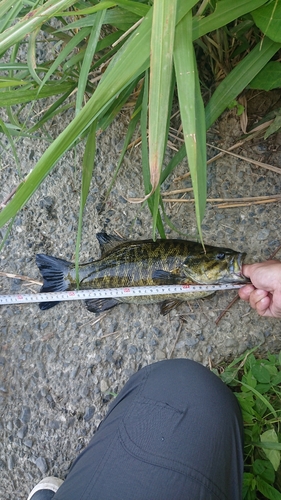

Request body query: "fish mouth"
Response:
[228, 252, 250, 283]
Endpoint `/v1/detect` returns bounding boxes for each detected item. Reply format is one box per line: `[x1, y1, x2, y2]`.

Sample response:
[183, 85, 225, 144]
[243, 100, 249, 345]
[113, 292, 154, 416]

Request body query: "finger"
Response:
[238, 284, 255, 301]
[270, 291, 281, 318]
[241, 264, 254, 278]
[254, 295, 271, 316]
[249, 289, 269, 312]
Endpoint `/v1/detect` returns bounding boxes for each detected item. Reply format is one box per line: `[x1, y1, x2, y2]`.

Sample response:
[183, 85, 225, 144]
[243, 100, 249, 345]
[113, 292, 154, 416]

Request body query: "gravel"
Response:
[1, 89, 281, 499]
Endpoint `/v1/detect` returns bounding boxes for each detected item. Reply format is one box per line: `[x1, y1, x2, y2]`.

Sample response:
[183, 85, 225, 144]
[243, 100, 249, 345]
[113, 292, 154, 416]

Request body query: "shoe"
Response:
[27, 476, 64, 500]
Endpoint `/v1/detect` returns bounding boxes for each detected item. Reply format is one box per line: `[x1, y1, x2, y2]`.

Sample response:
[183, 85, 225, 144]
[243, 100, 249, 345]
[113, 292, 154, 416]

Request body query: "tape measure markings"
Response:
[0, 283, 245, 306]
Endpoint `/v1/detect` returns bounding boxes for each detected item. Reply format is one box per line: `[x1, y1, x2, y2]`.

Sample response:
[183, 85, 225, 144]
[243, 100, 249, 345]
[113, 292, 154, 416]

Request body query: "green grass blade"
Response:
[67, 0, 148, 17]
[0, 10, 153, 228]
[28, 88, 74, 132]
[141, 70, 150, 194]
[0, 0, 22, 19]
[0, 0, 221, 230]
[58, 1, 116, 17]
[0, 0, 23, 34]
[0, 215, 16, 253]
[149, 0, 177, 195]
[103, 81, 144, 204]
[235, 379, 277, 418]
[174, 9, 206, 243]
[62, 31, 122, 72]
[192, 0, 269, 40]
[97, 77, 140, 133]
[252, 0, 281, 42]
[75, 120, 97, 286]
[0, 82, 75, 106]
[40, 27, 92, 90]
[0, 118, 21, 175]
[141, 71, 165, 238]
[0, 0, 77, 55]
[0, 77, 25, 88]
[161, 146, 186, 184]
[205, 37, 281, 129]
[27, 27, 42, 85]
[75, 10, 106, 115]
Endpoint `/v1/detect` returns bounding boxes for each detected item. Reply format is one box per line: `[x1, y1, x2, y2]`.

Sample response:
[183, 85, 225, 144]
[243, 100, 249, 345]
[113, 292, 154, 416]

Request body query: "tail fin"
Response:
[36, 254, 72, 310]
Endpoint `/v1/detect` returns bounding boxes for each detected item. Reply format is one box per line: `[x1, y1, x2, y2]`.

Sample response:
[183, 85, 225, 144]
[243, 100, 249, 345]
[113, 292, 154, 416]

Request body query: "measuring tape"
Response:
[0, 283, 245, 306]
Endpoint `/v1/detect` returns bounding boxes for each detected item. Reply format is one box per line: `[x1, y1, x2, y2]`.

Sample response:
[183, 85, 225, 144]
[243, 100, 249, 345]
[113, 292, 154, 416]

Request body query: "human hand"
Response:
[238, 260, 281, 318]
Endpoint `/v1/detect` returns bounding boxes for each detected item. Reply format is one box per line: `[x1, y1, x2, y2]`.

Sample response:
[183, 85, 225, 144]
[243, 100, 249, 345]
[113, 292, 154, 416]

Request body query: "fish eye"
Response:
[216, 252, 225, 260]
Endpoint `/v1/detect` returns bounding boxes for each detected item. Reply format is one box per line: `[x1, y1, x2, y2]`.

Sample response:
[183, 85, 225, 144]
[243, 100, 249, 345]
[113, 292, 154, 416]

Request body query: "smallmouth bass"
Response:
[36, 232, 249, 315]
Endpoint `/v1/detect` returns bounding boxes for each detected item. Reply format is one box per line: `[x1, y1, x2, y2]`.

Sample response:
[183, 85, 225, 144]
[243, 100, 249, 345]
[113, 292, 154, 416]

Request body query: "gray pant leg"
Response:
[54, 359, 243, 500]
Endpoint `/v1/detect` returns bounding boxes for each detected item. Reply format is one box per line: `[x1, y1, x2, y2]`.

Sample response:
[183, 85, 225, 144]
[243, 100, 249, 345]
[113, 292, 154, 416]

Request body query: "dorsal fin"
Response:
[96, 232, 125, 255]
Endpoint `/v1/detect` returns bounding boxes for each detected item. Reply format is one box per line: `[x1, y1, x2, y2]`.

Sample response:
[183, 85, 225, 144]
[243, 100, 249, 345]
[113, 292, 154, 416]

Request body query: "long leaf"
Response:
[75, 9, 106, 114]
[149, 0, 177, 238]
[0, 82, 75, 106]
[0, 0, 77, 55]
[174, 8, 206, 243]
[27, 27, 42, 85]
[0, 0, 23, 34]
[141, 71, 166, 238]
[205, 37, 281, 129]
[58, 0, 149, 18]
[234, 379, 277, 418]
[103, 81, 144, 205]
[192, 0, 269, 39]
[75, 121, 97, 286]
[0, 0, 260, 229]
[0, 8, 153, 227]
[170, 35, 281, 174]
[39, 27, 92, 90]
[149, 0, 177, 193]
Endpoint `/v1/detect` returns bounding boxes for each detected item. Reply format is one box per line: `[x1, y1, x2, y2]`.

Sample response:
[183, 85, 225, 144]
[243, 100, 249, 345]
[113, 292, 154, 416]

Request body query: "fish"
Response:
[36, 232, 249, 315]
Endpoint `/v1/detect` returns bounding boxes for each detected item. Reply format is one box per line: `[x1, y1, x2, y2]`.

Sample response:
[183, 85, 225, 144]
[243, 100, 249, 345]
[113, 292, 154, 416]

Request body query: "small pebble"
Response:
[20, 406, 31, 423]
[128, 345, 137, 355]
[7, 455, 16, 470]
[23, 438, 33, 448]
[185, 338, 199, 347]
[257, 229, 270, 241]
[155, 350, 166, 360]
[35, 457, 48, 474]
[17, 425, 28, 439]
[100, 379, 109, 393]
[7, 421, 13, 431]
[70, 365, 80, 379]
[83, 406, 95, 422]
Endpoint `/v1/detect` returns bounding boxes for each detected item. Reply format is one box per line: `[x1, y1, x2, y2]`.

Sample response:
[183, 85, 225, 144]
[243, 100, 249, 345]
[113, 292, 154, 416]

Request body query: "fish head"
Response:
[182, 246, 250, 284]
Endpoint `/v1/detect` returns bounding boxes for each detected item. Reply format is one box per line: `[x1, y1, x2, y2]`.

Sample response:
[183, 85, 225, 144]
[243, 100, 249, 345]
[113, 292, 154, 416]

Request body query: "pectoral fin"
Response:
[152, 269, 184, 285]
[85, 298, 120, 314]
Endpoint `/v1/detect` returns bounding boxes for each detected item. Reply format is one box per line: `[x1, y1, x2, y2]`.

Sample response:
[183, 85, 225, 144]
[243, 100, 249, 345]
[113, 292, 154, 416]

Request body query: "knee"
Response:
[144, 359, 240, 418]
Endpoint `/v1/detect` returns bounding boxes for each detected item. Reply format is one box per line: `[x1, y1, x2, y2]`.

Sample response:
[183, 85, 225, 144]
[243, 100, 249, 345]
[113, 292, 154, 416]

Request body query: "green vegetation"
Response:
[0, 0, 280, 250]
[216, 348, 281, 500]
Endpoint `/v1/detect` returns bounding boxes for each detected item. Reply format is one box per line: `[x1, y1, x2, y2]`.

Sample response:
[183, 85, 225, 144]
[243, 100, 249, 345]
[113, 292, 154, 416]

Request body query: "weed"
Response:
[215, 348, 281, 499]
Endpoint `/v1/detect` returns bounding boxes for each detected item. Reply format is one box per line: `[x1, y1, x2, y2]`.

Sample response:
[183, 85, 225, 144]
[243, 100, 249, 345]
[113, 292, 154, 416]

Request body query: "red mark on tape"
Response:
[17, 295, 23, 299]
[123, 288, 131, 293]
[68, 291, 75, 296]
[182, 285, 190, 289]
